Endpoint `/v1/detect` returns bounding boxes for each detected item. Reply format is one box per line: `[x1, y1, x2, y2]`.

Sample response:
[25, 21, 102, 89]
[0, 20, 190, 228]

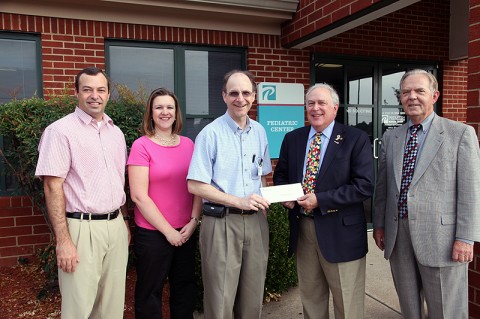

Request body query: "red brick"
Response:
[3, 13, 12, 29]
[323, 1, 342, 16]
[87, 20, 94, 36]
[106, 22, 114, 38]
[94, 21, 102, 37]
[15, 216, 45, 226]
[33, 225, 51, 235]
[75, 36, 95, 43]
[351, 0, 376, 13]
[11, 13, 20, 30]
[112, 23, 120, 37]
[0, 226, 32, 237]
[52, 34, 74, 42]
[10, 197, 23, 207]
[471, 269, 480, 287]
[85, 43, 104, 51]
[64, 55, 85, 62]
[0, 208, 33, 218]
[74, 49, 96, 56]
[20, 14, 29, 30]
[470, 300, 480, 319]
[0, 245, 33, 258]
[80, 20, 87, 36]
[85, 57, 105, 64]
[0, 197, 11, 208]
[43, 81, 67, 89]
[21, 197, 33, 207]
[26, 15, 35, 32]
[467, 107, 480, 122]
[0, 237, 16, 247]
[17, 234, 51, 245]
[43, 54, 64, 62]
[0, 218, 14, 228]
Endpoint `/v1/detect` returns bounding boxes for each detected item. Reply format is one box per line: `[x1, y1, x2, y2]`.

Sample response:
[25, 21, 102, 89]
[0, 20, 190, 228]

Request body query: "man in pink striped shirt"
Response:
[35, 67, 130, 319]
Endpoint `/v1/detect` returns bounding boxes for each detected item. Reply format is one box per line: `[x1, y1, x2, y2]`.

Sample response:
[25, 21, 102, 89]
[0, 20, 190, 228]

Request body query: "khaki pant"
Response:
[59, 215, 129, 319]
[200, 213, 269, 319]
[297, 216, 366, 319]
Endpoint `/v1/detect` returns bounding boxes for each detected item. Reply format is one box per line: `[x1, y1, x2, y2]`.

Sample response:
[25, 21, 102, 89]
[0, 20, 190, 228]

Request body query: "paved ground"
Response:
[195, 231, 403, 318]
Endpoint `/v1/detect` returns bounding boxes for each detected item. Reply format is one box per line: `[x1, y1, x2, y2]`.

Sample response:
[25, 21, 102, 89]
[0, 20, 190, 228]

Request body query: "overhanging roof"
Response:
[286, 0, 420, 49]
[0, 0, 299, 35]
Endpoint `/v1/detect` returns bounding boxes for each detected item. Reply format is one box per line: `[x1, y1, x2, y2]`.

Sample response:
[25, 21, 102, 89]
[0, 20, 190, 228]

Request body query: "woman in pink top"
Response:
[128, 88, 202, 319]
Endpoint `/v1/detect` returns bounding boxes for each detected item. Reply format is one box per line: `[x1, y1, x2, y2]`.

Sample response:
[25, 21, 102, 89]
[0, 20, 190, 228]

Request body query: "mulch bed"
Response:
[0, 258, 169, 319]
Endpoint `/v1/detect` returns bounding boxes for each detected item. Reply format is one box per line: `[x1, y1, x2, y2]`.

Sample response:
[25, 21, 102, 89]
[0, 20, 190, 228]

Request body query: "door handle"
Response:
[373, 138, 381, 159]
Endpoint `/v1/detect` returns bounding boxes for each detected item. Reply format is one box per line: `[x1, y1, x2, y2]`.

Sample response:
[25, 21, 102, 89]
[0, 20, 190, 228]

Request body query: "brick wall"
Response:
[467, 0, 480, 316]
[282, 0, 382, 45]
[0, 196, 51, 266]
[443, 60, 468, 122]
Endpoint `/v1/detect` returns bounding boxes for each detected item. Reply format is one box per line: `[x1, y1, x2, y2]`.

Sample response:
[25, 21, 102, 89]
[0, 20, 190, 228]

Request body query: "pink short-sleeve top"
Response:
[127, 135, 194, 229]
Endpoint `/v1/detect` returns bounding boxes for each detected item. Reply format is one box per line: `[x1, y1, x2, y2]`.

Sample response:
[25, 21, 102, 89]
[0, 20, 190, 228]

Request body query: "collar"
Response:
[75, 107, 113, 126]
[308, 120, 335, 140]
[408, 112, 435, 133]
[224, 111, 252, 134]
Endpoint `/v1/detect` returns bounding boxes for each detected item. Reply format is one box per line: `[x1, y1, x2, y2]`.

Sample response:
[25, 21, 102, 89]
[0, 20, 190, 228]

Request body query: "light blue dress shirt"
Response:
[187, 111, 272, 198]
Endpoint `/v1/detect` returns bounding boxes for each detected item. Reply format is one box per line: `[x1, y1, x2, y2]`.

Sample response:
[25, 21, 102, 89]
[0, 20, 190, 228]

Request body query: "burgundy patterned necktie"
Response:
[398, 124, 421, 219]
[302, 132, 322, 215]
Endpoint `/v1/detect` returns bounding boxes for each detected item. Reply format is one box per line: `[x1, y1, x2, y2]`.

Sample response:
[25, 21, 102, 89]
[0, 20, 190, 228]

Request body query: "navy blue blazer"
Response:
[273, 122, 374, 263]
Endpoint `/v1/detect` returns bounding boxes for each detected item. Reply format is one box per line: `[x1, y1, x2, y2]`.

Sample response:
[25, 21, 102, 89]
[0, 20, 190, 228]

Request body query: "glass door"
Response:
[313, 56, 438, 225]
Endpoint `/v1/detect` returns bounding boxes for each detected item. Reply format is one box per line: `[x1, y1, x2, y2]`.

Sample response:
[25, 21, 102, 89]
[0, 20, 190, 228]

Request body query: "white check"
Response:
[260, 183, 304, 203]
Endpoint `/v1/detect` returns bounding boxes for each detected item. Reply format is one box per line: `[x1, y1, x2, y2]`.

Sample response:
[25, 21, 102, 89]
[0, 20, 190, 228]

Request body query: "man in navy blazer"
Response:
[273, 83, 374, 319]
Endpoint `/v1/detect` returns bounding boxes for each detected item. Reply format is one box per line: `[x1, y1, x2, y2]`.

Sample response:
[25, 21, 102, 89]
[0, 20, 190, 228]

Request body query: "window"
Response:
[0, 32, 42, 194]
[106, 41, 246, 138]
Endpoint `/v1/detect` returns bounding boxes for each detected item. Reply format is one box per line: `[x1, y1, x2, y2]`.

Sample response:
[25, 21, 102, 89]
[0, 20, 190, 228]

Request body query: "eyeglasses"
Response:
[226, 91, 254, 98]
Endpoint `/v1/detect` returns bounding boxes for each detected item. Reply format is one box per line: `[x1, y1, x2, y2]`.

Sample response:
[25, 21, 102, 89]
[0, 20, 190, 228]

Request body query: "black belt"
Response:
[227, 207, 256, 216]
[66, 209, 120, 221]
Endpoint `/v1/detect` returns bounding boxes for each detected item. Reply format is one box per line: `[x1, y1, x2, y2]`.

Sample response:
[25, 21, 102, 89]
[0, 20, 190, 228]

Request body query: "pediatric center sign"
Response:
[258, 82, 304, 158]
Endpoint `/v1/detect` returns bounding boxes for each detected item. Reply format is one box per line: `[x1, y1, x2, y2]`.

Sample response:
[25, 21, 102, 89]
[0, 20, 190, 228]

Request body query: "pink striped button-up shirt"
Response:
[35, 107, 127, 214]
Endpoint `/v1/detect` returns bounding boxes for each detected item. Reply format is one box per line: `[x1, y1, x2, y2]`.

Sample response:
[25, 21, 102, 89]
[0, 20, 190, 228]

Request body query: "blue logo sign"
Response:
[262, 85, 276, 101]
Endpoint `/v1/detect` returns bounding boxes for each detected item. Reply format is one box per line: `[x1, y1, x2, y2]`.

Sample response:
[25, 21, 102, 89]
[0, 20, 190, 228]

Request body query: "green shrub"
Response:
[265, 203, 298, 299]
[0, 95, 76, 220]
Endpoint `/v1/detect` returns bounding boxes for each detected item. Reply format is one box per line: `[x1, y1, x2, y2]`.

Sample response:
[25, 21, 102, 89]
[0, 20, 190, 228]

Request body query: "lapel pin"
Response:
[334, 135, 343, 144]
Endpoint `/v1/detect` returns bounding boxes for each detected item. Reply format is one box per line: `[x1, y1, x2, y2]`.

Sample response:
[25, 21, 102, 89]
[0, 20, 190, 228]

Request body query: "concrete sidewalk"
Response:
[260, 232, 402, 318]
[195, 232, 402, 318]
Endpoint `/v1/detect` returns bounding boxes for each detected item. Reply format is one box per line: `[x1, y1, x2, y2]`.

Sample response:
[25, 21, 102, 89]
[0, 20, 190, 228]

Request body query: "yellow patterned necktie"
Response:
[302, 132, 322, 214]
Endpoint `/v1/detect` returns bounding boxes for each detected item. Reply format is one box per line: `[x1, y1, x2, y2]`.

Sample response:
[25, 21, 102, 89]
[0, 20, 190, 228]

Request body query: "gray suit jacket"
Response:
[374, 115, 480, 267]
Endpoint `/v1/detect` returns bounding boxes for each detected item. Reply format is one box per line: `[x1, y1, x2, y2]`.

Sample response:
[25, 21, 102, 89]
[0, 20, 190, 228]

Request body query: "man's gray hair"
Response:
[306, 83, 340, 106]
[400, 69, 438, 94]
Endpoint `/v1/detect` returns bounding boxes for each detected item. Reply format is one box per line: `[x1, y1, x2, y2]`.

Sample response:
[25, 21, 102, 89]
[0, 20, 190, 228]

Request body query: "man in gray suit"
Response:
[373, 69, 480, 319]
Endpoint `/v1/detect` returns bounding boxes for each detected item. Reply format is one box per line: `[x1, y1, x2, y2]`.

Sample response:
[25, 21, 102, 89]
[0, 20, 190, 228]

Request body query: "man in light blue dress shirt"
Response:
[187, 70, 272, 319]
